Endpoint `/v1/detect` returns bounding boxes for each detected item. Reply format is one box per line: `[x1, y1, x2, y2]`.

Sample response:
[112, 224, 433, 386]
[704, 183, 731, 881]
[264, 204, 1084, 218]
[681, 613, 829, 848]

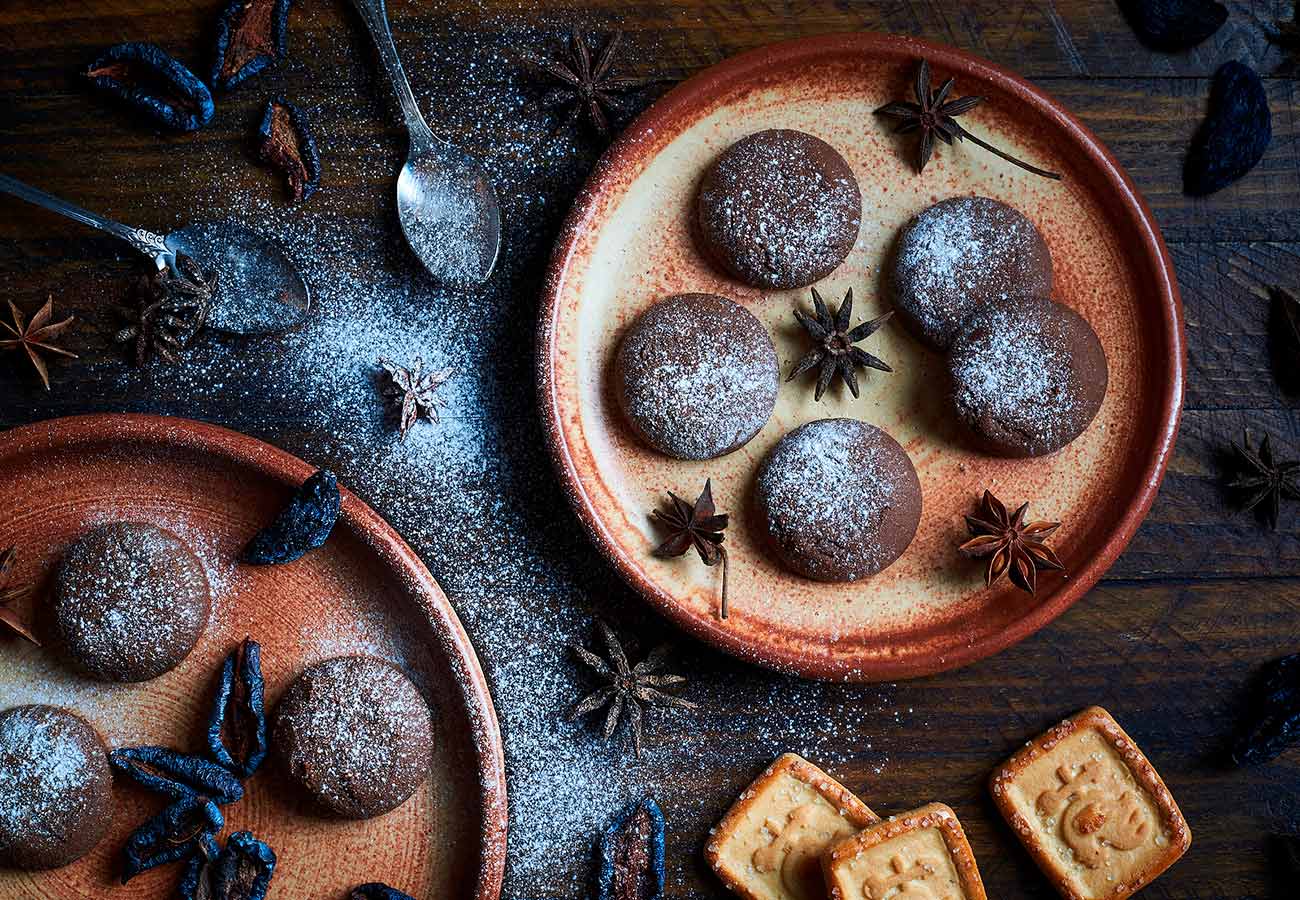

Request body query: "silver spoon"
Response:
[351, 0, 501, 288]
[0, 174, 310, 335]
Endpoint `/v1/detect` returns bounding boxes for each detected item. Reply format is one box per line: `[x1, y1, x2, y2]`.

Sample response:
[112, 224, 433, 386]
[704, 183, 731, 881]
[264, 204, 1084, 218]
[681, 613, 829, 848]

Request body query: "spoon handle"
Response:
[0, 174, 172, 266]
[350, 0, 436, 149]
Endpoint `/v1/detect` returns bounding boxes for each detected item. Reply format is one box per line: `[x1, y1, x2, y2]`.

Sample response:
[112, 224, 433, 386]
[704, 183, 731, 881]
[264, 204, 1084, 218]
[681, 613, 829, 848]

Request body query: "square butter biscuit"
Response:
[706, 753, 879, 900]
[989, 706, 1191, 900]
[822, 802, 987, 900]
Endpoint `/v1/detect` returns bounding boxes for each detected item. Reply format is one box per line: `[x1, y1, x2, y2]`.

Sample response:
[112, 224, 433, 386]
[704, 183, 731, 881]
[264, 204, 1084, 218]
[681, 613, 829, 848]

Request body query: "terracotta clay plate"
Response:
[0, 414, 506, 900]
[538, 33, 1183, 681]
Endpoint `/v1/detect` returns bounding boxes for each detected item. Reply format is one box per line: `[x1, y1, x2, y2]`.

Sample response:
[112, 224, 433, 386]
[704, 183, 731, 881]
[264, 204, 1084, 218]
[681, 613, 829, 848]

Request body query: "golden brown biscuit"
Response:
[989, 706, 1191, 900]
[706, 753, 878, 900]
[822, 802, 987, 900]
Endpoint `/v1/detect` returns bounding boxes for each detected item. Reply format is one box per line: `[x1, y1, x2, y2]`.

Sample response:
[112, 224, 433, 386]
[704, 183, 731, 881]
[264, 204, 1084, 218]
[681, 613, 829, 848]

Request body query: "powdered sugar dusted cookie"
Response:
[989, 706, 1190, 900]
[706, 752, 878, 900]
[822, 802, 987, 900]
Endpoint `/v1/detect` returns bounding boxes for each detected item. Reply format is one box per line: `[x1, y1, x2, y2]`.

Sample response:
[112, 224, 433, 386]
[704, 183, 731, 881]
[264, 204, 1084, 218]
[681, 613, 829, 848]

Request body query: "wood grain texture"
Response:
[1, 2, 1299, 899]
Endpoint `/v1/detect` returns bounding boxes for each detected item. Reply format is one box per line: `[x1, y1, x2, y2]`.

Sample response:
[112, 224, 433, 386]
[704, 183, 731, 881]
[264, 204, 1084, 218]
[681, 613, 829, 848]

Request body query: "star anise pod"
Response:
[1227, 431, 1300, 530]
[959, 490, 1065, 595]
[515, 28, 658, 137]
[651, 479, 730, 618]
[569, 619, 696, 757]
[0, 297, 78, 390]
[787, 287, 893, 401]
[378, 357, 455, 441]
[0, 545, 39, 645]
[875, 59, 1061, 180]
[114, 255, 217, 366]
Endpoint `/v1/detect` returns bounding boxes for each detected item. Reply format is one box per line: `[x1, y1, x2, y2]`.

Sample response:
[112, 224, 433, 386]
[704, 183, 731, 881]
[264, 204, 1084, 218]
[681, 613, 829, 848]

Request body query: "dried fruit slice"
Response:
[243, 468, 340, 564]
[256, 98, 321, 203]
[1119, 0, 1227, 51]
[109, 746, 245, 805]
[206, 638, 268, 778]
[179, 831, 276, 900]
[597, 796, 665, 900]
[1185, 61, 1271, 196]
[350, 886, 417, 900]
[122, 800, 221, 883]
[85, 42, 215, 131]
[211, 0, 292, 92]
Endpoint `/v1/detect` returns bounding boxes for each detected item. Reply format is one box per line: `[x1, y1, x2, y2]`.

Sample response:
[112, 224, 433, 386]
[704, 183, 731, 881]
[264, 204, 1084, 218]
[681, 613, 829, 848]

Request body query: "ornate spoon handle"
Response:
[0, 173, 172, 267]
[349, 0, 436, 150]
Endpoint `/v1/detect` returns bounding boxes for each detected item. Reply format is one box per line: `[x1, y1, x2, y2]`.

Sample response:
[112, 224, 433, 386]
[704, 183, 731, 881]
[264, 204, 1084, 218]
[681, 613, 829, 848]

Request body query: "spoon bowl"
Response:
[395, 144, 501, 289]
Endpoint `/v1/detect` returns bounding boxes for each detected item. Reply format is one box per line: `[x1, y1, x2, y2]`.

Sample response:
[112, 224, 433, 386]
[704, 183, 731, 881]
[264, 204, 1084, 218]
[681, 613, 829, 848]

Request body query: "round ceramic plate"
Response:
[0, 415, 506, 900]
[538, 33, 1183, 681]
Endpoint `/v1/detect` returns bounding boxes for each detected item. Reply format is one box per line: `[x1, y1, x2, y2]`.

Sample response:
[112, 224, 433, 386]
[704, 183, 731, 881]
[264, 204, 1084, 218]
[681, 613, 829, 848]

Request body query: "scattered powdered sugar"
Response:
[0, 706, 104, 852]
[699, 129, 860, 288]
[757, 419, 901, 580]
[893, 196, 1050, 348]
[948, 301, 1079, 451]
[618, 294, 778, 460]
[52, 522, 210, 681]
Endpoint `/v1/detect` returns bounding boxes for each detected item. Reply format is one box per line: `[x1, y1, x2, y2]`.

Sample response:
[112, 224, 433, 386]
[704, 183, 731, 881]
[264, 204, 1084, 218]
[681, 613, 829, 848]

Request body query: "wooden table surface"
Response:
[2, 2, 1298, 898]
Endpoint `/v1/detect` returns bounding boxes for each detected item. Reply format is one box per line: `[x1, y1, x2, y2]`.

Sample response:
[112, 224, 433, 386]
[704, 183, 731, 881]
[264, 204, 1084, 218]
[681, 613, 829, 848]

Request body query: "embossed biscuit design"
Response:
[706, 753, 879, 900]
[822, 802, 987, 900]
[989, 706, 1191, 900]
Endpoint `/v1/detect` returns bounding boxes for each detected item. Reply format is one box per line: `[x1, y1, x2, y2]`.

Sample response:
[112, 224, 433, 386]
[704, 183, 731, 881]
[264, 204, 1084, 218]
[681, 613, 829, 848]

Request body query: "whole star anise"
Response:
[114, 255, 217, 366]
[1227, 431, 1300, 530]
[0, 545, 38, 645]
[875, 59, 1061, 180]
[788, 287, 892, 401]
[378, 357, 455, 440]
[0, 297, 78, 390]
[959, 490, 1065, 595]
[515, 28, 657, 137]
[651, 479, 730, 618]
[569, 619, 696, 757]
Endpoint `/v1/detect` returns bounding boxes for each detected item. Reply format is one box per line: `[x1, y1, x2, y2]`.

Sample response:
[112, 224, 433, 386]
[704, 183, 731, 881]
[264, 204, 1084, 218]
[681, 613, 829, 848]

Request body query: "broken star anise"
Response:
[1227, 430, 1300, 530]
[569, 620, 696, 758]
[515, 28, 657, 137]
[378, 357, 455, 441]
[115, 255, 217, 366]
[875, 59, 1061, 180]
[0, 545, 38, 645]
[651, 479, 730, 619]
[788, 287, 893, 401]
[959, 490, 1065, 595]
[0, 297, 78, 390]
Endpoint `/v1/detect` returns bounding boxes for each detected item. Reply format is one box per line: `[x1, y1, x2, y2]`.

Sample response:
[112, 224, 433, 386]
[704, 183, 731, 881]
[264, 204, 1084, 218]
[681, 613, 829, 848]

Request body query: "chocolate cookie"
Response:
[615, 293, 779, 460]
[697, 129, 861, 289]
[891, 197, 1053, 349]
[754, 419, 922, 582]
[53, 522, 210, 683]
[272, 655, 433, 820]
[947, 297, 1108, 457]
[0, 705, 114, 870]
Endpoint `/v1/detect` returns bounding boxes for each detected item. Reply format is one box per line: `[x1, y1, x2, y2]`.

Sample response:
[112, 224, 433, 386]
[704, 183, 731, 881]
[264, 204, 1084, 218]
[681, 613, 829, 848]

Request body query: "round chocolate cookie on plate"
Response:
[52, 521, 210, 683]
[273, 655, 433, 820]
[947, 296, 1108, 457]
[697, 129, 862, 289]
[615, 293, 779, 460]
[0, 705, 114, 870]
[754, 418, 922, 582]
[891, 196, 1053, 350]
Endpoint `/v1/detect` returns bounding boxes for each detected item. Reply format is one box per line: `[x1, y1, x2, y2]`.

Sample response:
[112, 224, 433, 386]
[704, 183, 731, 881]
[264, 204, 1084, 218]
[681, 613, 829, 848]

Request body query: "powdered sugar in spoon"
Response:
[350, 0, 501, 288]
[0, 174, 309, 335]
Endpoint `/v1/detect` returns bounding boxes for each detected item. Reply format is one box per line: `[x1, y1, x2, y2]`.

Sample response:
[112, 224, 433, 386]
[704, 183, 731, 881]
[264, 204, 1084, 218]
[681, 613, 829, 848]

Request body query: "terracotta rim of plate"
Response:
[537, 31, 1185, 681]
[0, 412, 508, 900]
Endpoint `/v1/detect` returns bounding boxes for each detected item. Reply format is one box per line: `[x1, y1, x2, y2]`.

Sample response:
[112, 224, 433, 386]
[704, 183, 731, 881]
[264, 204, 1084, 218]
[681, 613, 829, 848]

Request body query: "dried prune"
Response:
[596, 796, 665, 900]
[1185, 61, 1271, 197]
[210, 0, 292, 92]
[207, 638, 268, 778]
[180, 831, 277, 900]
[1231, 652, 1300, 766]
[122, 799, 221, 882]
[85, 42, 215, 132]
[109, 746, 245, 804]
[243, 468, 340, 564]
[256, 98, 321, 203]
[1119, 0, 1227, 51]
[350, 885, 416, 900]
